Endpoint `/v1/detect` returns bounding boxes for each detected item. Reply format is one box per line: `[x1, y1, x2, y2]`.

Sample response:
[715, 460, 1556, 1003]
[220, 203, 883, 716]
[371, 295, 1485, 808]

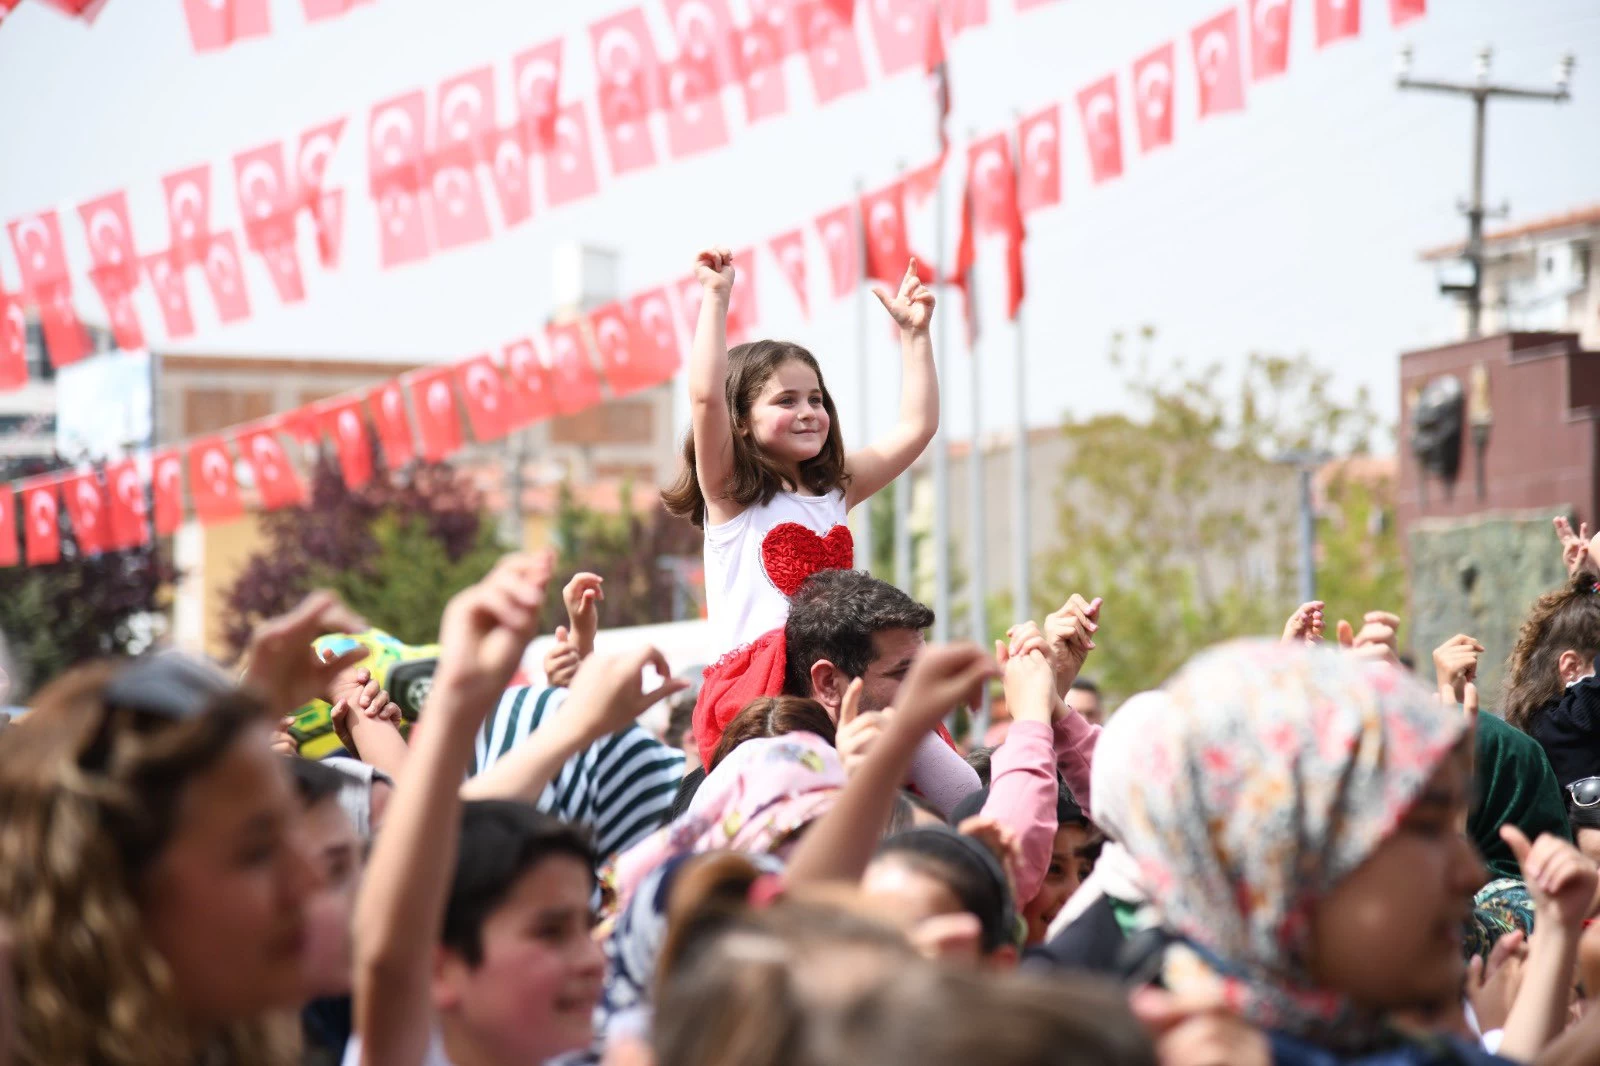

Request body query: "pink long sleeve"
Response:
[906, 731, 982, 817]
[1053, 710, 1100, 814]
[979, 720, 1058, 904]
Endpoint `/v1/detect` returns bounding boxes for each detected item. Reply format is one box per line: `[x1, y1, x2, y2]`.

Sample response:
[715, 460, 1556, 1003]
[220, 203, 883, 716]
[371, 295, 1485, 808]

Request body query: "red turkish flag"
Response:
[859, 181, 911, 284]
[144, 251, 196, 340]
[182, 0, 270, 53]
[736, 18, 790, 123]
[815, 204, 860, 298]
[409, 368, 464, 462]
[488, 126, 534, 229]
[673, 275, 703, 341]
[8, 210, 70, 293]
[21, 478, 60, 566]
[237, 423, 307, 510]
[0, 290, 26, 389]
[302, 0, 364, 20]
[664, 56, 732, 159]
[428, 166, 492, 250]
[1315, 0, 1360, 47]
[1250, 0, 1291, 80]
[1076, 76, 1124, 183]
[88, 270, 145, 351]
[152, 450, 185, 535]
[295, 118, 345, 210]
[1016, 104, 1061, 213]
[948, 0, 988, 35]
[546, 323, 602, 416]
[369, 381, 416, 466]
[1132, 43, 1176, 153]
[1192, 9, 1246, 116]
[623, 288, 683, 394]
[590, 7, 662, 175]
[60, 471, 110, 556]
[36, 283, 88, 369]
[799, 1, 869, 104]
[370, 90, 433, 268]
[78, 190, 138, 287]
[0, 486, 17, 568]
[770, 229, 810, 318]
[543, 104, 601, 207]
[503, 338, 557, 426]
[104, 458, 149, 549]
[234, 141, 295, 251]
[201, 231, 252, 323]
[312, 190, 345, 269]
[867, 0, 933, 76]
[320, 398, 373, 489]
[455, 355, 513, 443]
[162, 165, 212, 266]
[512, 39, 564, 151]
[725, 247, 758, 345]
[588, 302, 638, 394]
[260, 242, 307, 304]
[966, 133, 1017, 235]
[665, 0, 738, 89]
[1390, 0, 1424, 26]
[373, 185, 431, 269]
[188, 438, 244, 524]
[430, 66, 496, 250]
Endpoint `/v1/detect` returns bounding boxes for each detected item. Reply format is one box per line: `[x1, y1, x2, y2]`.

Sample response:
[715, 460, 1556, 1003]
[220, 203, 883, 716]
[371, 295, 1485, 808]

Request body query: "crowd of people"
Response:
[6, 250, 1600, 1065]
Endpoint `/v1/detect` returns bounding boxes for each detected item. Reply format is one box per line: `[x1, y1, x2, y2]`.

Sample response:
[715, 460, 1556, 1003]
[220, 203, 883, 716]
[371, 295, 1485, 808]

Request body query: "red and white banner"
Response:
[1315, 0, 1360, 47]
[489, 126, 534, 229]
[430, 66, 497, 251]
[1250, 0, 1291, 80]
[1192, 9, 1246, 117]
[21, 478, 60, 566]
[503, 337, 557, 426]
[188, 437, 245, 524]
[321, 398, 374, 489]
[859, 181, 911, 284]
[409, 369, 464, 462]
[1391, 0, 1425, 26]
[234, 141, 295, 251]
[799, 1, 869, 104]
[104, 458, 150, 550]
[60, 471, 109, 556]
[152, 450, 185, 536]
[455, 355, 513, 442]
[370, 379, 417, 467]
[1076, 77, 1124, 184]
[162, 164, 213, 266]
[543, 104, 601, 208]
[1016, 104, 1061, 212]
[0, 486, 16, 567]
[815, 204, 860, 298]
[182, 0, 270, 54]
[1132, 43, 1176, 154]
[237, 423, 308, 510]
[145, 252, 197, 340]
[202, 231, 253, 323]
[590, 7, 662, 175]
[369, 90, 432, 268]
[622, 288, 683, 395]
[512, 38, 564, 151]
[770, 229, 810, 318]
[0, 290, 25, 389]
[77, 190, 138, 287]
[546, 322, 603, 415]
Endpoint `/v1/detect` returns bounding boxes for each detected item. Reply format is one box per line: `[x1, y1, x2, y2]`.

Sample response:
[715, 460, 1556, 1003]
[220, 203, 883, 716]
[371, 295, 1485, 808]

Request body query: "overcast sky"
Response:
[1, 0, 1597, 453]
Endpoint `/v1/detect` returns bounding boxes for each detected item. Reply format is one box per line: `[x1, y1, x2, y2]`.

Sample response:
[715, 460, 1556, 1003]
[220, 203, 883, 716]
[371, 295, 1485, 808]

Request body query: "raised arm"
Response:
[845, 259, 938, 510]
[982, 648, 1064, 904]
[689, 247, 742, 527]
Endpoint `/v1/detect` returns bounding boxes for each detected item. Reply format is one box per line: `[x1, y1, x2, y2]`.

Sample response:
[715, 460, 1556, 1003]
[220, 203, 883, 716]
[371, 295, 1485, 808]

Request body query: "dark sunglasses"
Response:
[1566, 776, 1600, 810]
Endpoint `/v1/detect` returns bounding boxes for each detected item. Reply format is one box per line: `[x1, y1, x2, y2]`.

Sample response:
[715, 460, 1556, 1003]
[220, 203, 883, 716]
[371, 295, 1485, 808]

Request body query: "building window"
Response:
[0, 413, 56, 435]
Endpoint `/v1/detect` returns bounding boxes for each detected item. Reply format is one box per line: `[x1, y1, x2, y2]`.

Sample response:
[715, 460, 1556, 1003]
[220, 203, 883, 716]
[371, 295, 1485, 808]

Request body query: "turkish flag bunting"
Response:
[162, 165, 212, 266]
[201, 231, 253, 323]
[312, 190, 345, 269]
[261, 241, 307, 304]
[1390, 0, 1424, 26]
[455, 355, 513, 443]
[296, 118, 346, 212]
[234, 141, 296, 251]
[188, 437, 245, 524]
[428, 164, 492, 251]
[966, 133, 1021, 236]
[770, 230, 810, 318]
[78, 191, 139, 287]
[104, 458, 150, 549]
[1192, 9, 1246, 116]
[664, 0, 737, 90]
[950, 185, 978, 345]
[1250, 0, 1291, 80]
[869, 0, 934, 76]
[502, 338, 557, 426]
[144, 252, 196, 340]
[1132, 43, 1176, 153]
[948, 0, 988, 35]
[319, 398, 374, 489]
[859, 181, 911, 284]
[373, 185, 431, 270]
[1016, 104, 1061, 213]
[36, 283, 88, 369]
[820, 0, 854, 21]
[798, 0, 869, 104]
[815, 204, 860, 298]
[182, 0, 270, 53]
[725, 247, 758, 345]
[0, 485, 16, 567]
[673, 275, 703, 342]
[590, 7, 662, 175]
[409, 368, 465, 462]
[623, 288, 683, 395]
[88, 270, 145, 351]
[546, 323, 603, 416]
[543, 104, 601, 207]
[152, 450, 185, 536]
[735, 18, 790, 123]
[430, 66, 496, 250]
[512, 39, 563, 152]
[8, 210, 70, 293]
[369, 90, 428, 192]
[302, 0, 366, 21]
[664, 56, 732, 159]
[0, 290, 26, 389]
[1315, 0, 1360, 47]
[369, 381, 416, 466]
[588, 302, 639, 395]
[236, 423, 307, 510]
[21, 478, 60, 566]
[1076, 76, 1125, 183]
[488, 126, 534, 229]
[60, 471, 110, 556]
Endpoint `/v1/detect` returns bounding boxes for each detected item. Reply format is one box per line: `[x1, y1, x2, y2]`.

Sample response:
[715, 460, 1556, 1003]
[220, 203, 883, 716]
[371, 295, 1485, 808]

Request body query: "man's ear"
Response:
[432, 943, 464, 1013]
[809, 659, 849, 721]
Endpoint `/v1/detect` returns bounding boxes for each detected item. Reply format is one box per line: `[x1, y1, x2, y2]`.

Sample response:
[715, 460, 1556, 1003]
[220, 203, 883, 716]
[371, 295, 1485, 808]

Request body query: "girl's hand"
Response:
[543, 628, 582, 688]
[1556, 516, 1592, 578]
[887, 643, 999, 739]
[1282, 601, 1325, 644]
[1043, 594, 1100, 696]
[1503, 826, 1600, 933]
[562, 573, 604, 652]
[1432, 633, 1484, 705]
[1468, 930, 1527, 1034]
[873, 258, 935, 334]
[694, 246, 735, 294]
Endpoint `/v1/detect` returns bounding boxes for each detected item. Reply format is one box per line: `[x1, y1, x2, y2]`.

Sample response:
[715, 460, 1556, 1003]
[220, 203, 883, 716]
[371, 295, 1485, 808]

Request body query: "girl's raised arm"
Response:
[688, 247, 743, 526]
[846, 259, 939, 510]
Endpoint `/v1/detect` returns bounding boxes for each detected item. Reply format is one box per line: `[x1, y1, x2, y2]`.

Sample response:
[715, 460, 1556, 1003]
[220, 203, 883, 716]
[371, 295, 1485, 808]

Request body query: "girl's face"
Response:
[142, 723, 317, 1028]
[744, 360, 830, 470]
[862, 856, 964, 927]
[1308, 744, 1484, 1012]
[1021, 824, 1095, 944]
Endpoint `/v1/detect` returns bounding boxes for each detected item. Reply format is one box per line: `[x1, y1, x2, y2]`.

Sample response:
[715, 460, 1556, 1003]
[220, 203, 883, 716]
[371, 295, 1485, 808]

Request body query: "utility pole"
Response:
[1396, 45, 1574, 338]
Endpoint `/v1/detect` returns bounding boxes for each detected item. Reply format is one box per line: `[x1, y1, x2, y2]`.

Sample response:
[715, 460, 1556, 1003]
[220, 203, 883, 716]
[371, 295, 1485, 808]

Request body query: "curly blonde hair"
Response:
[1503, 572, 1600, 730]
[0, 660, 297, 1066]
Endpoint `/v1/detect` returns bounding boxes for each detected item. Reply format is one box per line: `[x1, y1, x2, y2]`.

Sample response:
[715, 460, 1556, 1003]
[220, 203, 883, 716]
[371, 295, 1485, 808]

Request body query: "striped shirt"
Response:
[467, 686, 686, 860]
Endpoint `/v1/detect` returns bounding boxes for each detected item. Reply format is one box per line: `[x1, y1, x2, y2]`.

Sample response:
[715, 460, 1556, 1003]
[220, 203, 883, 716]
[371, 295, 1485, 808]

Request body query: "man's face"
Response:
[1066, 687, 1103, 726]
[856, 628, 926, 712]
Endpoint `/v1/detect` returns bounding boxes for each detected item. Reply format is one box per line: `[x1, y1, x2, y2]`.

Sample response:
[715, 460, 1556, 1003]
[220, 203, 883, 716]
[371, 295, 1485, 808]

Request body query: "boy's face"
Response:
[1021, 823, 1096, 944]
[299, 795, 363, 998]
[435, 855, 605, 1064]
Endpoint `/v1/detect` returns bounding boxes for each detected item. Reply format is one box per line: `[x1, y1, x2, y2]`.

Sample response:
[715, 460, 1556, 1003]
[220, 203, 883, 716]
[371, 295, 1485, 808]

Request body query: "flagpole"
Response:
[1010, 121, 1031, 627]
[890, 165, 912, 594]
[854, 177, 874, 578]
[932, 158, 951, 645]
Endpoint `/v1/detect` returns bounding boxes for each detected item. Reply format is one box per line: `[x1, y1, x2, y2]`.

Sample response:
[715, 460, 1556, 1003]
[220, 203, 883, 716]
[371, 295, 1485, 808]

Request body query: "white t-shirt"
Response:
[703, 489, 853, 655]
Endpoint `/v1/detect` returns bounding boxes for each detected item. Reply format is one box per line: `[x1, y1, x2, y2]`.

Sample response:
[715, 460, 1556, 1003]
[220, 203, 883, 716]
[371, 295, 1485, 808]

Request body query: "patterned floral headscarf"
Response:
[1118, 639, 1469, 1048]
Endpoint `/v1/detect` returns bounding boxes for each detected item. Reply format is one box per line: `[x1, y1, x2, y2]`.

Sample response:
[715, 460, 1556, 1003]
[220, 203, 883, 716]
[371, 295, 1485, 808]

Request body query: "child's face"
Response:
[1021, 823, 1095, 944]
[1307, 744, 1483, 1011]
[299, 796, 363, 998]
[745, 359, 829, 468]
[436, 855, 604, 1064]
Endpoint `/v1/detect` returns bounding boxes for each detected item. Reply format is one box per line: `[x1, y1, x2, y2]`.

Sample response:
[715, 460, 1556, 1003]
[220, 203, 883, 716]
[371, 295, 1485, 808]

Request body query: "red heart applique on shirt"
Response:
[760, 522, 855, 597]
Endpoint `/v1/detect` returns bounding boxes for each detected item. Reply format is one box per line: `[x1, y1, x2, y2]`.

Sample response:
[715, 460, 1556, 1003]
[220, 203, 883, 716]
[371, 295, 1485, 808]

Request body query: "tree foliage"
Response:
[550, 482, 703, 628]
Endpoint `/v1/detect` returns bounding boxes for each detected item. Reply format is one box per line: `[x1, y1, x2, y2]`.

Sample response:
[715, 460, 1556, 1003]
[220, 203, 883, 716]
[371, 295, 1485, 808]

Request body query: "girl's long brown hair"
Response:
[662, 340, 850, 529]
[1503, 572, 1600, 729]
[0, 661, 296, 1066]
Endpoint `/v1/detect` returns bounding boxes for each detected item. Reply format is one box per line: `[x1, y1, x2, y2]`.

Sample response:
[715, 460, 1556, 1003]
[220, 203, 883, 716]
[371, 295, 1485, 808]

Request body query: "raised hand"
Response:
[833, 678, 884, 777]
[330, 665, 400, 724]
[1282, 601, 1325, 644]
[958, 814, 1021, 897]
[1502, 826, 1599, 933]
[269, 715, 300, 756]
[543, 626, 582, 688]
[433, 552, 554, 715]
[1001, 646, 1063, 725]
[1556, 516, 1592, 578]
[1467, 930, 1527, 1035]
[238, 590, 371, 715]
[1336, 610, 1401, 667]
[872, 259, 936, 334]
[694, 246, 735, 294]
[887, 643, 999, 739]
[1042, 594, 1101, 697]
[562, 573, 604, 655]
[1432, 634, 1485, 705]
[562, 646, 689, 742]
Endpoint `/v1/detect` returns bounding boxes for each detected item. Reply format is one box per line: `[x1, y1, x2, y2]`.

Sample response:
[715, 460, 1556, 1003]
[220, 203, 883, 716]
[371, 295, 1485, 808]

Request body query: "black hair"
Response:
[964, 746, 995, 787]
[663, 765, 707, 826]
[442, 800, 597, 966]
[782, 570, 935, 698]
[1068, 677, 1099, 695]
[875, 827, 1016, 954]
[284, 754, 346, 809]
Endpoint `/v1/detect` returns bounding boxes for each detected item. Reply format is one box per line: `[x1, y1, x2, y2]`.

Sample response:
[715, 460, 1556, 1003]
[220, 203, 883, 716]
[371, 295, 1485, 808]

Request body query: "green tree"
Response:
[550, 481, 704, 628]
